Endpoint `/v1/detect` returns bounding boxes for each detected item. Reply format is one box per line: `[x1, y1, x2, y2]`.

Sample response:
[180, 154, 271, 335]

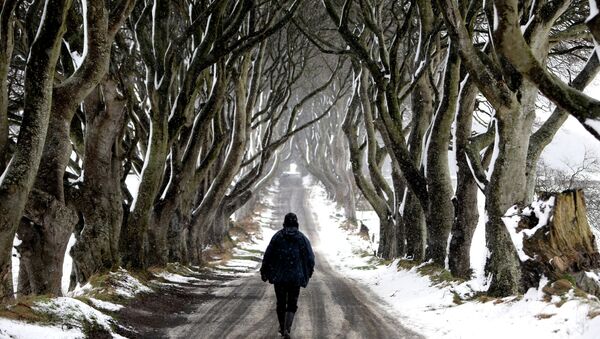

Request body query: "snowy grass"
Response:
[307, 181, 600, 339]
[0, 295, 128, 339]
[0, 318, 83, 339]
[69, 268, 152, 301]
[0, 267, 152, 338]
[32, 297, 116, 333]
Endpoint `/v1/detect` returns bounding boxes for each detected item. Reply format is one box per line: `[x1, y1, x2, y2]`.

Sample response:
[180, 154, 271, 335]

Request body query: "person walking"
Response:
[260, 212, 315, 338]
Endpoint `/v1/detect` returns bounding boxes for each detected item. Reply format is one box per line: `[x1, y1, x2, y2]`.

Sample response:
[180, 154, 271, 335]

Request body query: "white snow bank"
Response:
[310, 182, 600, 339]
[309, 183, 379, 271]
[88, 297, 124, 312]
[33, 297, 115, 331]
[0, 297, 128, 339]
[503, 196, 556, 262]
[0, 318, 83, 339]
[155, 272, 200, 284]
[222, 259, 260, 268]
[69, 268, 151, 299]
[1, 268, 152, 338]
[109, 270, 152, 299]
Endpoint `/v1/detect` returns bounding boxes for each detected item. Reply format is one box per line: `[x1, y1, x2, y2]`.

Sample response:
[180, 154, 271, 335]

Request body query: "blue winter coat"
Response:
[260, 227, 315, 288]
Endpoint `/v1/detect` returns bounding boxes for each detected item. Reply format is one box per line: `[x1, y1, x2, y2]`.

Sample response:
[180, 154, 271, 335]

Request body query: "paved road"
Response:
[169, 176, 422, 339]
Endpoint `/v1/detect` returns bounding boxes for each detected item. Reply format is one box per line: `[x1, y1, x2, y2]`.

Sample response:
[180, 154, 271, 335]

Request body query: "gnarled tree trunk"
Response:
[16, 189, 77, 295]
[71, 78, 126, 283]
[19, 0, 134, 291]
[449, 79, 479, 278]
[425, 44, 460, 265]
[0, 0, 71, 301]
[484, 97, 536, 296]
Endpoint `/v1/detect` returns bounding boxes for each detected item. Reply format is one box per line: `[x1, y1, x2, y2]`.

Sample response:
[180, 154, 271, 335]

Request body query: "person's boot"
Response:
[284, 312, 295, 338]
[277, 310, 285, 336]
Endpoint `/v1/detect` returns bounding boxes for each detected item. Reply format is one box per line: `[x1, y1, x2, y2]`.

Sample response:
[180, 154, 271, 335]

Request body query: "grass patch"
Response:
[542, 279, 573, 297]
[367, 256, 392, 266]
[468, 292, 497, 303]
[203, 220, 262, 264]
[203, 245, 233, 264]
[588, 308, 600, 319]
[84, 269, 152, 304]
[0, 295, 114, 336]
[339, 220, 358, 232]
[0, 296, 55, 323]
[82, 319, 112, 338]
[416, 263, 462, 286]
[352, 248, 373, 258]
[561, 273, 576, 286]
[452, 291, 463, 305]
[555, 296, 568, 308]
[154, 262, 206, 279]
[574, 288, 589, 299]
[396, 259, 419, 271]
[233, 217, 261, 236]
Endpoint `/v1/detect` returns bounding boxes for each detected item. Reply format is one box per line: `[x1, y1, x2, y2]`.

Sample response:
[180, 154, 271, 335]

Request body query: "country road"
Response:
[119, 175, 422, 339]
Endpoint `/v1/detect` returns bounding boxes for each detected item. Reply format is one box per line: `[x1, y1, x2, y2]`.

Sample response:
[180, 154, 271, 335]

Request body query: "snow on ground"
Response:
[0, 296, 128, 339]
[0, 318, 83, 339]
[307, 181, 600, 339]
[88, 298, 124, 312]
[68, 268, 152, 300]
[155, 272, 200, 284]
[0, 266, 152, 338]
[503, 195, 556, 262]
[33, 297, 117, 333]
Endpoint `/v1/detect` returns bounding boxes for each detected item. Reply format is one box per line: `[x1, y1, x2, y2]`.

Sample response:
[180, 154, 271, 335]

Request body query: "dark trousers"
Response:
[274, 283, 300, 329]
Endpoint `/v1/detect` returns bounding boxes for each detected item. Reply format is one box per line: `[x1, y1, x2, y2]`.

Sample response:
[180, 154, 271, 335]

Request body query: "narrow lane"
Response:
[170, 176, 422, 338]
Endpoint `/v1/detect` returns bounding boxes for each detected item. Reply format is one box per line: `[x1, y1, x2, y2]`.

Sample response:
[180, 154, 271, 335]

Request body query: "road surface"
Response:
[166, 175, 422, 339]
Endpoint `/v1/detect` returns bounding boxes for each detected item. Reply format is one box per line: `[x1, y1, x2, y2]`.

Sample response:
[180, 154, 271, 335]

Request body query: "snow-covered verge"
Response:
[0, 268, 150, 338]
[308, 182, 600, 339]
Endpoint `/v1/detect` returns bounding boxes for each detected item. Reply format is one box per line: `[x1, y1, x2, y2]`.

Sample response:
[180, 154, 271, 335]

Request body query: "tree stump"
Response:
[519, 190, 600, 295]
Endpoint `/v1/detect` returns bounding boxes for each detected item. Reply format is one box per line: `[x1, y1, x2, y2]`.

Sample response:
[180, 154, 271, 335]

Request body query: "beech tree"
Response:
[0, 0, 72, 302]
[14, 0, 135, 296]
[438, 0, 598, 295]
